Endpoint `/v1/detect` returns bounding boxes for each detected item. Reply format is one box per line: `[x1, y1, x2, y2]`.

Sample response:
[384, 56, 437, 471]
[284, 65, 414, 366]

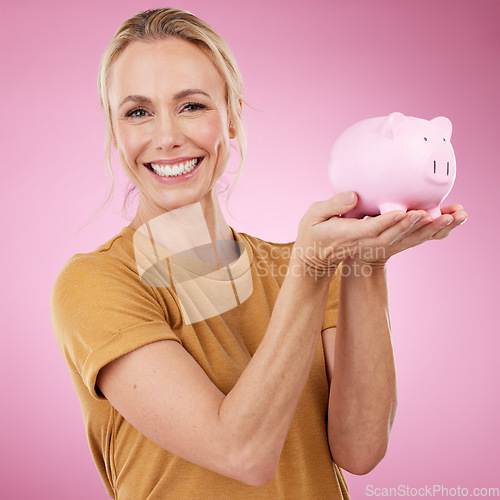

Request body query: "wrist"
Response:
[340, 257, 387, 278]
[288, 250, 339, 283]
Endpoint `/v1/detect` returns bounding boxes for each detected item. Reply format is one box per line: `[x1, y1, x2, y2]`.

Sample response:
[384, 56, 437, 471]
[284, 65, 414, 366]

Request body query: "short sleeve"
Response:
[321, 265, 342, 331]
[51, 253, 181, 400]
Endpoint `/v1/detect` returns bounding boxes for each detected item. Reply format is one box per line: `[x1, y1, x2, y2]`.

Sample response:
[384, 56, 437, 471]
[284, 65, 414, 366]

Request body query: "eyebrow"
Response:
[119, 89, 212, 109]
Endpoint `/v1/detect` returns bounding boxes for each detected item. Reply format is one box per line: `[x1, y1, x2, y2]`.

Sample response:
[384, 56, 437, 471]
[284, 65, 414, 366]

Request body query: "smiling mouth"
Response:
[146, 158, 201, 178]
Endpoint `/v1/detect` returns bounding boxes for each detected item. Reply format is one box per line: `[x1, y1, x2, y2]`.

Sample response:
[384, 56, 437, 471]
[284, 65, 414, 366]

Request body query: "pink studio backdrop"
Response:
[1, 0, 498, 498]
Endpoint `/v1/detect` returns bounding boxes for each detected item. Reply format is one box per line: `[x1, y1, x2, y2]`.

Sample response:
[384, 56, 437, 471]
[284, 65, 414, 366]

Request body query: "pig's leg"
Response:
[379, 202, 407, 214]
[427, 206, 443, 219]
[341, 209, 363, 219]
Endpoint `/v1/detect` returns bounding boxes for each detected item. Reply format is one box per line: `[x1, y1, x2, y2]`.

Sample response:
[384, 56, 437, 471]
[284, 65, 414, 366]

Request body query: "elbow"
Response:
[331, 403, 397, 476]
[332, 440, 389, 476]
[239, 465, 277, 487]
[338, 452, 385, 476]
[233, 455, 278, 486]
[225, 446, 279, 486]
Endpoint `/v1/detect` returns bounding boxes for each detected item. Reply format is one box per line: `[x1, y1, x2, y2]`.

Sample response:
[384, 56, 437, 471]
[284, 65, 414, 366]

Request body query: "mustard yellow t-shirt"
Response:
[51, 227, 349, 499]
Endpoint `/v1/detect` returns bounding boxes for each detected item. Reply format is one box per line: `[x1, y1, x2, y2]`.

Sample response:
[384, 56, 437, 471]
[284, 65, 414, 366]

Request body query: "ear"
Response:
[379, 112, 406, 139]
[431, 116, 452, 140]
[228, 99, 243, 139]
[228, 120, 237, 139]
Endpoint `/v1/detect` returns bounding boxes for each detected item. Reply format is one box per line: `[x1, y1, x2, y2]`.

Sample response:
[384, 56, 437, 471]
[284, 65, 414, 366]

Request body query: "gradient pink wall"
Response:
[1, 0, 499, 498]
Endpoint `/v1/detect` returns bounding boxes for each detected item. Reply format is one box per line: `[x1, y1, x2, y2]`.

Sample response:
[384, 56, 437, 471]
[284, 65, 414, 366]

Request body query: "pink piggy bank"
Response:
[328, 112, 456, 218]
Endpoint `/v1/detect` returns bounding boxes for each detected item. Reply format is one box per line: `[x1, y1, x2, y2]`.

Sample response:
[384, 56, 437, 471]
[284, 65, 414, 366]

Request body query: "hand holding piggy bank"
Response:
[328, 112, 456, 218]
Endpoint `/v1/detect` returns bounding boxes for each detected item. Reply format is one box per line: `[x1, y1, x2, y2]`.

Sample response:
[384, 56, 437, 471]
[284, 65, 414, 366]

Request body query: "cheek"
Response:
[197, 116, 228, 151]
[116, 125, 146, 161]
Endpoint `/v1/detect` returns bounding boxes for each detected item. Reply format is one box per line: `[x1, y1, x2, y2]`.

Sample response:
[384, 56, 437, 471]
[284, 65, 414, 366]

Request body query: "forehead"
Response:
[109, 38, 226, 104]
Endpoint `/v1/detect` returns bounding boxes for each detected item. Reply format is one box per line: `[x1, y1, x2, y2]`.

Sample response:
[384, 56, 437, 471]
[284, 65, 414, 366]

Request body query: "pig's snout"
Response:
[427, 152, 455, 184]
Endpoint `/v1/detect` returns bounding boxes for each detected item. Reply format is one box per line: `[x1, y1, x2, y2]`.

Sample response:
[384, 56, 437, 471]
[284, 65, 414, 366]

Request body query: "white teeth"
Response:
[150, 159, 198, 177]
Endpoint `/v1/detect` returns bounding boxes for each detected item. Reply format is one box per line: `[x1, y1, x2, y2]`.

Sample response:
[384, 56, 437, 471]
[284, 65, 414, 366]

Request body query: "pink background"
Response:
[1, 0, 499, 498]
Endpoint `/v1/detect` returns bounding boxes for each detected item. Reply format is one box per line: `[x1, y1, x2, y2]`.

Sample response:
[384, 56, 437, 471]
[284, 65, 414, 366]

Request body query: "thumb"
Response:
[308, 191, 358, 221]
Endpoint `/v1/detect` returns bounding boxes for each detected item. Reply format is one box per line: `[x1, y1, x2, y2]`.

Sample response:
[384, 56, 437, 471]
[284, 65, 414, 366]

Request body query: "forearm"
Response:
[328, 259, 397, 474]
[219, 256, 332, 479]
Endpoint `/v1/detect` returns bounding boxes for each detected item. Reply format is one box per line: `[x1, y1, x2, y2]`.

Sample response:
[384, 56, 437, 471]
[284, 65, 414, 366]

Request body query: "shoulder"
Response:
[51, 228, 175, 370]
[53, 228, 137, 287]
[51, 228, 152, 325]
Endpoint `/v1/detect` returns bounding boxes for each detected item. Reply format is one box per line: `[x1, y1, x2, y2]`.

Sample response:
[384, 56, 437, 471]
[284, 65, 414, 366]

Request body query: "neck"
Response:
[129, 188, 238, 267]
[199, 187, 233, 243]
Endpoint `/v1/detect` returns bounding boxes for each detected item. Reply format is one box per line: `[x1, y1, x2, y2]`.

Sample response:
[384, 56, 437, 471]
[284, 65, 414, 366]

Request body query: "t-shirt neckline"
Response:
[118, 225, 254, 282]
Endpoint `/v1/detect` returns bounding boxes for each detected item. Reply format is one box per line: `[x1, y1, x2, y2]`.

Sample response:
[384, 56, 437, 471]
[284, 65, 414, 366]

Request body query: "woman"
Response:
[51, 8, 467, 499]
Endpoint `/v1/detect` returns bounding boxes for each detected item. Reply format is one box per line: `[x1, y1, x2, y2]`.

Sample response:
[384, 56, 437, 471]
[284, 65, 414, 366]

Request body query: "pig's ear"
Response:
[431, 116, 452, 140]
[380, 112, 406, 139]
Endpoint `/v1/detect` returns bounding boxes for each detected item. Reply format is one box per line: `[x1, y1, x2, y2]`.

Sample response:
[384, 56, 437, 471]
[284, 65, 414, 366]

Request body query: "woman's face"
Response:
[108, 38, 234, 219]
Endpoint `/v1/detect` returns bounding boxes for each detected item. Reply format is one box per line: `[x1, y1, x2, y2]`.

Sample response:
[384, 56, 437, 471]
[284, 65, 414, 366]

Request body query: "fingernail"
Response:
[410, 213, 421, 224]
[343, 191, 355, 205]
[394, 213, 406, 222]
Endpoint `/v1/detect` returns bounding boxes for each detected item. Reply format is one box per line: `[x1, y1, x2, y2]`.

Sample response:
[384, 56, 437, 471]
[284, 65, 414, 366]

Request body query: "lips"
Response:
[145, 157, 201, 178]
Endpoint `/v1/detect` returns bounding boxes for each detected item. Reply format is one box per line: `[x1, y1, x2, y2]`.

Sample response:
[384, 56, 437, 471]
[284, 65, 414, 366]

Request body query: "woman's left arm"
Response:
[323, 204, 467, 475]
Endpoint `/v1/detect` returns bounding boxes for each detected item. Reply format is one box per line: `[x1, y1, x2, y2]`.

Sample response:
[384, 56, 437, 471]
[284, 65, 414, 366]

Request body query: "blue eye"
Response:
[125, 107, 148, 118]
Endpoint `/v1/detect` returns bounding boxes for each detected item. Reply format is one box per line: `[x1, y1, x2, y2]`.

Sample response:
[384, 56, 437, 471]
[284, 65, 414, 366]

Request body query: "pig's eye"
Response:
[443, 138, 446, 141]
[424, 137, 428, 141]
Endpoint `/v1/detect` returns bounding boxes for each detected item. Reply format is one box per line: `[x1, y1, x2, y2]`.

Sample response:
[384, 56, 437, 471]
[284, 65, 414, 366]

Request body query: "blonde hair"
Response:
[96, 8, 246, 214]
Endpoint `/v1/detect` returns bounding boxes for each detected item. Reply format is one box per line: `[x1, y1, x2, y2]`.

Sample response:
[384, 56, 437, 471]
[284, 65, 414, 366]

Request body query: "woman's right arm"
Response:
[96, 191, 407, 486]
[97, 258, 331, 486]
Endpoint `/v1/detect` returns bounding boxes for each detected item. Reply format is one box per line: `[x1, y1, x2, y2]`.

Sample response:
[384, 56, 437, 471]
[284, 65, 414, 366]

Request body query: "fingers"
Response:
[430, 209, 468, 240]
[302, 195, 468, 266]
[439, 204, 464, 215]
[356, 209, 444, 250]
[399, 213, 452, 243]
[307, 191, 358, 222]
[353, 210, 426, 250]
[390, 209, 466, 247]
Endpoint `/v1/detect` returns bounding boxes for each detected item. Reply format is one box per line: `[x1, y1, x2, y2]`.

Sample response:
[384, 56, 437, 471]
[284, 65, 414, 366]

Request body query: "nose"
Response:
[426, 150, 456, 184]
[153, 113, 185, 151]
